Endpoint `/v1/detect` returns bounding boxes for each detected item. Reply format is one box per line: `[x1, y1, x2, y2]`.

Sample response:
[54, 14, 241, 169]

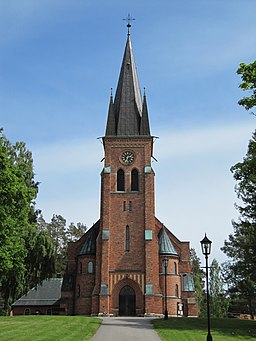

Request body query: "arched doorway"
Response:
[119, 285, 136, 316]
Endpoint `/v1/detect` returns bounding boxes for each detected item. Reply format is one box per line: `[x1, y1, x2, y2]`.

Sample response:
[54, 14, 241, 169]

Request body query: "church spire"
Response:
[140, 89, 151, 136]
[105, 27, 151, 137]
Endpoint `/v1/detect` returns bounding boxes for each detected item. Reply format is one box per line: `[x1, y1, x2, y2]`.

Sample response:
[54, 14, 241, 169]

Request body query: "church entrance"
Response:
[119, 286, 136, 316]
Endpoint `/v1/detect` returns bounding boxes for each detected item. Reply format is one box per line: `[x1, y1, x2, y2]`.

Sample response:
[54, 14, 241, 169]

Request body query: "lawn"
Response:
[0, 315, 101, 341]
[153, 317, 256, 340]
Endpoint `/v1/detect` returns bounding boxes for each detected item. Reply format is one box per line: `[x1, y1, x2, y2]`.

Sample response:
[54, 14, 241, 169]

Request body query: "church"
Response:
[60, 24, 198, 317]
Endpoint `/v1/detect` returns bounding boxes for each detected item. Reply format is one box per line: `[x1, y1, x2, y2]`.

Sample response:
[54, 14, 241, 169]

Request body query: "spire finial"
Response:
[110, 87, 113, 97]
[123, 13, 135, 36]
[143, 87, 146, 97]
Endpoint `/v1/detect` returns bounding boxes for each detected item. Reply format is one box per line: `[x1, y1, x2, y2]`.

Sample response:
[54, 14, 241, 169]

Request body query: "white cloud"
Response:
[33, 138, 103, 174]
[153, 121, 254, 263]
[154, 121, 254, 161]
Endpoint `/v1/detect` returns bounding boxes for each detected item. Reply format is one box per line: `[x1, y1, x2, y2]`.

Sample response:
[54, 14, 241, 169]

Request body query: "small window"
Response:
[126, 225, 130, 252]
[46, 308, 52, 315]
[24, 308, 30, 315]
[174, 262, 177, 275]
[77, 284, 80, 297]
[123, 201, 126, 211]
[79, 262, 82, 274]
[162, 259, 167, 274]
[88, 261, 93, 274]
[175, 284, 179, 297]
[131, 169, 139, 191]
[117, 169, 125, 191]
[128, 201, 132, 211]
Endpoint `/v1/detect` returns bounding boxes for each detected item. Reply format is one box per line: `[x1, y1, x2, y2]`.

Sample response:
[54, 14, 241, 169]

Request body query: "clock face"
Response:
[121, 151, 135, 164]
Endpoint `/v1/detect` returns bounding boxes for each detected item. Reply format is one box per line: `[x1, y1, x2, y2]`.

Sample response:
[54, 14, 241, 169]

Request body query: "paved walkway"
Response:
[91, 317, 162, 341]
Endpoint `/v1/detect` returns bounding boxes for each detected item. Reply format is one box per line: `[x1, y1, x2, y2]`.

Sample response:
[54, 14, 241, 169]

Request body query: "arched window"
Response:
[174, 262, 177, 275]
[117, 169, 125, 191]
[79, 262, 82, 274]
[88, 261, 93, 274]
[162, 260, 165, 273]
[131, 169, 139, 191]
[175, 284, 179, 297]
[126, 225, 130, 252]
[24, 308, 30, 315]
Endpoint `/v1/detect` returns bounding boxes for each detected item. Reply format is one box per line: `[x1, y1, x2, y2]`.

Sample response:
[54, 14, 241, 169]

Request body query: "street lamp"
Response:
[200, 233, 213, 341]
[163, 256, 169, 320]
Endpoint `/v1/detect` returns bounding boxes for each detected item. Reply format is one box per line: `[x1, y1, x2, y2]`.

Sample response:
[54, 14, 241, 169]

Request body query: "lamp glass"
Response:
[200, 234, 212, 255]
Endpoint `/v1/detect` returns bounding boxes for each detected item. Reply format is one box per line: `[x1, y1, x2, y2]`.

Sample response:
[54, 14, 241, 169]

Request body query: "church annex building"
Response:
[60, 27, 198, 317]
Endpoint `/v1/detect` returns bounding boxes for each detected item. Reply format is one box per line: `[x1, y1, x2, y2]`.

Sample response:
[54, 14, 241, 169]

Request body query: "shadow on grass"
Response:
[153, 317, 256, 339]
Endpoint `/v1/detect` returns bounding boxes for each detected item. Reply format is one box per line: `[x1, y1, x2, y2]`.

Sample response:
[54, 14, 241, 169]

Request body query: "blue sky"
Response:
[1, 0, 256, 263]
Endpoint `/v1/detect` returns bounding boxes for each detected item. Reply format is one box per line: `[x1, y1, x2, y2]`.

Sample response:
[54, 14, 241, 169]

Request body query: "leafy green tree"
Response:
[190, 248, 205, 317]
[0, 129, 55, 312]
[237, 60, 256, 113]
[222, 130, 256, 319]
[209, 259, 229, 318]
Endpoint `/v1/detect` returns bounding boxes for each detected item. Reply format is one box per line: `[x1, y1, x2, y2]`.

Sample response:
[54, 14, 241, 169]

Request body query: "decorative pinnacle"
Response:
[123, 13, 135, 35]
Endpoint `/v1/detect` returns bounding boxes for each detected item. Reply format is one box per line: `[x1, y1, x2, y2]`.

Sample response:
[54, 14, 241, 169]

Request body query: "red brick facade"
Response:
[60, 31, 198, 317]
[60, 136, 198, 317]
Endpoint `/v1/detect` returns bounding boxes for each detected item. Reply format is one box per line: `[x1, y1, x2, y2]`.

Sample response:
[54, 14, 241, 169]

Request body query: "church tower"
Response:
[92, 28, 161, 316]
[61, 24, 198, 317]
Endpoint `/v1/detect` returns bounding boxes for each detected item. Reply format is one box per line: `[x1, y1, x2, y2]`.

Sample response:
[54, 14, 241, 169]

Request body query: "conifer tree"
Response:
[222, 130, 256, 318]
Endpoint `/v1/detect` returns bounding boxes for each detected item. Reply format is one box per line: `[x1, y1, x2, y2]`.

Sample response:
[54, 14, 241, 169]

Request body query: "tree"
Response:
[222, 130, 256, 319]
[237, 60, 256, 113]
[67, 222, 87, 242]
[190, 248, 205, 317]
[47, 215, 68, 275]
[38, 214, 87, 276]
[0, 129, 55, 312]
[209, 259, 229, 318]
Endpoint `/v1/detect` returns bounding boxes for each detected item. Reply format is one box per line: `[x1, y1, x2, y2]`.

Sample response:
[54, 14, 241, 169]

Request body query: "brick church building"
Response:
[61, 26, 198, 317]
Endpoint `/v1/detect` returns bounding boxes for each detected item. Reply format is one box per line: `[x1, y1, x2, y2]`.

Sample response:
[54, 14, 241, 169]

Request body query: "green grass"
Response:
[0, 315, 101, 341]
[153, 317, 256, 340]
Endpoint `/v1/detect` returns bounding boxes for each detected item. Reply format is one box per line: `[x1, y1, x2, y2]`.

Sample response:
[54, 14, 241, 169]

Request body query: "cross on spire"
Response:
[123, 13, 135, 35]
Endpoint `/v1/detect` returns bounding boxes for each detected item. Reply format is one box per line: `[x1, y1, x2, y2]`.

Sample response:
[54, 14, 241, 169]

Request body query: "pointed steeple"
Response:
[105, 32, 151, 137]
[105, 91, 116, 136]
[140, 91, 151, 136]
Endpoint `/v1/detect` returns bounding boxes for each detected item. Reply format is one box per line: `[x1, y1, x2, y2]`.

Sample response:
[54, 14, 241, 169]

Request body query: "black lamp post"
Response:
[163, 256, 169, 320]
[200, 234, 213, 341]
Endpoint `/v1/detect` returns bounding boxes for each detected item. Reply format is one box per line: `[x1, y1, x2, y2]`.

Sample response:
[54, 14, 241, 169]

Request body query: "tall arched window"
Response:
[88, 261, 93, 274]
[126, 225, 130, 252]
[79, 262, 82, 274]
[174, 262, 177, 275]
[175, 284, 179, 297]
[131, 169, 139, 191]
[117, 169, 125, 191]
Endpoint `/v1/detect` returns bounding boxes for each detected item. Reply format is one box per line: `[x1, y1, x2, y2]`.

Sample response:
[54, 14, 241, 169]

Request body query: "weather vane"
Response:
[123, 13, 135, 35]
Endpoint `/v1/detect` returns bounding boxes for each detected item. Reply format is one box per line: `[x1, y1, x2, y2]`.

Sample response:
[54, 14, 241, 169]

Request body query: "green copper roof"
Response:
[79, 221, 99, 255]
[158, 228, 178, 256]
